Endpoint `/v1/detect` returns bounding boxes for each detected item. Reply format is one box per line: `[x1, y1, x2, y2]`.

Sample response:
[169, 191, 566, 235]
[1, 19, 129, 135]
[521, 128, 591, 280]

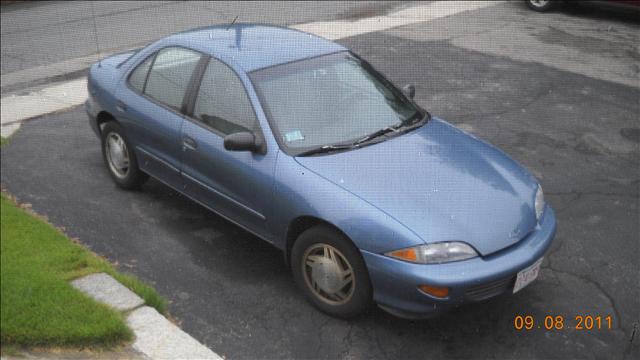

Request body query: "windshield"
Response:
[250, 52, 422, 155]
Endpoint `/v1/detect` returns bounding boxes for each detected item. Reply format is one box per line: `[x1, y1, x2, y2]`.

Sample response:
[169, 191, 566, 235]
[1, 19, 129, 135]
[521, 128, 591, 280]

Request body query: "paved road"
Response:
[0, 1, 406, 82]
[1, 1, 639, 359]
[0, 1, 413, 94]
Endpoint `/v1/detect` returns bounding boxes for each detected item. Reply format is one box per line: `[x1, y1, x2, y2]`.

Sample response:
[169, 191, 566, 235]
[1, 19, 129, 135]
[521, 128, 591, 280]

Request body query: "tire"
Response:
[291, 225, 372, 318]
[525, 0, 558, 12]
[101, 121, 148, 189]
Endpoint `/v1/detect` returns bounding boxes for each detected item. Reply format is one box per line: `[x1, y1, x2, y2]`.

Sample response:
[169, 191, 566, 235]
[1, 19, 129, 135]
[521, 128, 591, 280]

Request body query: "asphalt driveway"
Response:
[1, 2, 638, 359]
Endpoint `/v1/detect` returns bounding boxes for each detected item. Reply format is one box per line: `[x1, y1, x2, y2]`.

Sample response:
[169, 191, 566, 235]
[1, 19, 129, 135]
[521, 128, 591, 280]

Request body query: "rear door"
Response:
[115, 47, 204, 189]
[180, 57, 276, 239]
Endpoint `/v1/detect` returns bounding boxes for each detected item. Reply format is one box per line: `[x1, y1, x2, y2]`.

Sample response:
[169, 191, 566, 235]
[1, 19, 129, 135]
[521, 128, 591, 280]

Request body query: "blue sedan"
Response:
[85, 24, 556, 319]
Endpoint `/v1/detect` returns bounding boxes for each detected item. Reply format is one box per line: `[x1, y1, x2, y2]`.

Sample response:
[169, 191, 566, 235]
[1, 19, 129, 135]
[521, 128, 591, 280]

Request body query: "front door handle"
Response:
[115, 100, 127, 113]
[183, 136, 198, 151]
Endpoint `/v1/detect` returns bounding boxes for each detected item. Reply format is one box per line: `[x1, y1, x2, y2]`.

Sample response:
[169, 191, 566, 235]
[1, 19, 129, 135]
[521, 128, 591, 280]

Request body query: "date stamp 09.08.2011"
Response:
[514, 315, 614, 331]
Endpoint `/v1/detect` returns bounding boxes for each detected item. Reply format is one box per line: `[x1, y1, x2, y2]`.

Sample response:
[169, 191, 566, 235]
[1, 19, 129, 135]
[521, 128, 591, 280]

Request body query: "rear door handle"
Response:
[115, 100, 127, 113]
[183, 136, 198, 151]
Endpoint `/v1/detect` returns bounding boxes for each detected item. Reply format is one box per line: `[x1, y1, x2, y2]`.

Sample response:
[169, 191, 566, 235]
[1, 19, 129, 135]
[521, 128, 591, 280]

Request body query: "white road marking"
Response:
[0, 1, 500, 138]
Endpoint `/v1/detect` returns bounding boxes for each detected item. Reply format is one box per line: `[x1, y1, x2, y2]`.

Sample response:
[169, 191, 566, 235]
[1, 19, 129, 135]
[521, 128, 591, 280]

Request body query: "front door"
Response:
[180, 57, 276, 239]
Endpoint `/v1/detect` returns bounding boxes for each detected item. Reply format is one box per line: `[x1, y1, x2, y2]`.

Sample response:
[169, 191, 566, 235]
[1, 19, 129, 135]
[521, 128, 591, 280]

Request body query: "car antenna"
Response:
[226, 15, 239, 30]
[90, 2, 103, 67]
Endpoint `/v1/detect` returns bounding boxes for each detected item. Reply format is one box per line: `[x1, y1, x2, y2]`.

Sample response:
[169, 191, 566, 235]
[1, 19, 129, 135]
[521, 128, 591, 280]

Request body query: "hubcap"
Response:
[105, 132, 130, 179]
[530, 0, 549, 7]
[302, 243, 355, 305]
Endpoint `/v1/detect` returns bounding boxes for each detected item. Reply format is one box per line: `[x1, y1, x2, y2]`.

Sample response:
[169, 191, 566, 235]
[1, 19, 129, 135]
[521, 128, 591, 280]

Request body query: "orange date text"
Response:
[513, 315, 613, 331]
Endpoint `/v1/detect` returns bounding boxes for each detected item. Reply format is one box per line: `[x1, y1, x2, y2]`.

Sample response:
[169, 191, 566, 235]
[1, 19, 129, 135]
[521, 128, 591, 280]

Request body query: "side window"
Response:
[128, 55, 153, 93]
[144, 47, 202, 110]
[193, 58, 257, 135]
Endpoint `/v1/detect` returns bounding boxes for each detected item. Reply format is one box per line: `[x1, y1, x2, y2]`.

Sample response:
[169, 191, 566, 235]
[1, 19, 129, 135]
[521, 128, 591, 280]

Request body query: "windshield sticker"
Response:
[284, 130, 305, 143]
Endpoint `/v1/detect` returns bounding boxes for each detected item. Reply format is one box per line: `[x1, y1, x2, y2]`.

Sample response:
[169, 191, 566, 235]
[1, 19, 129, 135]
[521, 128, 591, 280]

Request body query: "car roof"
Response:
[165, 24, 347, 72]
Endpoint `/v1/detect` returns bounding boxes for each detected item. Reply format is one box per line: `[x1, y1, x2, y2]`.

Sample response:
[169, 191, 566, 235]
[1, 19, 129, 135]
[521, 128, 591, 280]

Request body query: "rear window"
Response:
[143, 47, 202, 110]
[128, 55, 153, 93]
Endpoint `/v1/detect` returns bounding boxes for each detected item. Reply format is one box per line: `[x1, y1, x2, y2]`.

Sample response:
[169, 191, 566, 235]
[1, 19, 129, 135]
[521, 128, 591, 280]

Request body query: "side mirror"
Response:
[402, 84, 415, 99]
[224, 132, 258, 152]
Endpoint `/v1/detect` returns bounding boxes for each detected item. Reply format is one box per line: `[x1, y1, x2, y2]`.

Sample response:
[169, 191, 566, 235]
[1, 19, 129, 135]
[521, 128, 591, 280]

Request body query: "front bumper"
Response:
[361, 206, 557, 319]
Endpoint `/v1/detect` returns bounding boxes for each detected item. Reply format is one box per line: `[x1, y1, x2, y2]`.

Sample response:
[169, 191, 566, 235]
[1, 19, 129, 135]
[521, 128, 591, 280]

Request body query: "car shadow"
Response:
[558, 1, 640, 24]
[139, 177, 290, 283]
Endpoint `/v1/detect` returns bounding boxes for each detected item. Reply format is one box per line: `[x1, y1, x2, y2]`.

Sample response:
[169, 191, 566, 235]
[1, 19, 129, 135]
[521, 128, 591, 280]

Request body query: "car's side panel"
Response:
[86, 58, 129, 135]
[113, 47, 206, 190]
[181, 120, 276, 239]
[114, 76, 185, 189]
[179, 55, 278, 240]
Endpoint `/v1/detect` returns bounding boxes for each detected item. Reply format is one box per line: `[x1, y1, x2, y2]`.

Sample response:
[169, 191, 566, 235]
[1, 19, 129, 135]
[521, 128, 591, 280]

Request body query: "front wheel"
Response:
[101, 121, 148, 189]
[291, 226, 372, 318]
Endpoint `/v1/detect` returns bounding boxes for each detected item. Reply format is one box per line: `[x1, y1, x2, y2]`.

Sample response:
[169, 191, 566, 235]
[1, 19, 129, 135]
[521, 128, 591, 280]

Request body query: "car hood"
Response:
[294, 118, 539, 256]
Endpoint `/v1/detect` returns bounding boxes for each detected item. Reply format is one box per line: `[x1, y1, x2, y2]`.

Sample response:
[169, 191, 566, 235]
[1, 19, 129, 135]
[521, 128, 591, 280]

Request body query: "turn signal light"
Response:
[418, 285, 450, 298]
[387, 248, 417, 262]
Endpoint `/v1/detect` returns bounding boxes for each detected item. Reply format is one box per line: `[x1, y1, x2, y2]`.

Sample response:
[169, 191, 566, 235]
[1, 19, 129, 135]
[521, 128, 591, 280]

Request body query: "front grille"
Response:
[464, 275, 515, 302]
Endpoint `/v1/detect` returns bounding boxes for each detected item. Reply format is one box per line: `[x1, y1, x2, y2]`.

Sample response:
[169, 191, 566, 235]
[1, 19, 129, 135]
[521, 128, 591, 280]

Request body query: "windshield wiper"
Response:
[354, 111, 428, 146]
[353, 126, 398, 146]
[297, 111, 430, 157]
[296, 143, 358, 157]
[395, 110, 429, 131]
[297, 127, 395, 156]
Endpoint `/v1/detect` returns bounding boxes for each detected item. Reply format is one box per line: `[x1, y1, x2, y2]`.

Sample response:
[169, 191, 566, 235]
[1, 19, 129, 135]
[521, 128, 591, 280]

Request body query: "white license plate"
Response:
[513, 257, 543, 293]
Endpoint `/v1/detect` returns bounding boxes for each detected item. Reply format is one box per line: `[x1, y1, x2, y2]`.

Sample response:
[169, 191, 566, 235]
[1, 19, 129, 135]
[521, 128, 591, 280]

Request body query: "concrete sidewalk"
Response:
[72, 273, 221, 360]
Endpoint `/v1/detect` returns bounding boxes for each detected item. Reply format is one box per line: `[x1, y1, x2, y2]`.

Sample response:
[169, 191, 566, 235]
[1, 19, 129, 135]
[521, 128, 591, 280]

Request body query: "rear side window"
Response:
[192, 57, 257, 135]
[144, 47, 202, 110]
[128, 55, 153, 93]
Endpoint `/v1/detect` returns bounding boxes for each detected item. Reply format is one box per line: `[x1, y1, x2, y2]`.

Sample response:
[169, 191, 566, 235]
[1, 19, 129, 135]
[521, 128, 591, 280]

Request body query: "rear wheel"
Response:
[525, 0, 558, 12]
[291, 225, 372, 318]
[101, 121, 148, 189]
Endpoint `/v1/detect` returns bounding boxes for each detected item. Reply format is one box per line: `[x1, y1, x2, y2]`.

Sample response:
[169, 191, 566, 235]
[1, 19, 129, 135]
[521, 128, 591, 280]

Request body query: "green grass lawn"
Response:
[1, 194, 166, 348]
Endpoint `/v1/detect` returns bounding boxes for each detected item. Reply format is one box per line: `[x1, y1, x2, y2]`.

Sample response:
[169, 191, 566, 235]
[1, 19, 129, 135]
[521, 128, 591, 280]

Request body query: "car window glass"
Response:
[193, 58, 257, 135]
[144, 47, 201, 110]
[128, 55, 153, 92]
[251, 52, 418, 151]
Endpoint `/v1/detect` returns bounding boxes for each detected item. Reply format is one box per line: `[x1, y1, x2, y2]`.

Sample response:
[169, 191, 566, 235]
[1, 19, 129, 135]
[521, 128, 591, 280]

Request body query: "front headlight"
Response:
[535, 184, 545, 221]
[385, 242, 479, 264]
